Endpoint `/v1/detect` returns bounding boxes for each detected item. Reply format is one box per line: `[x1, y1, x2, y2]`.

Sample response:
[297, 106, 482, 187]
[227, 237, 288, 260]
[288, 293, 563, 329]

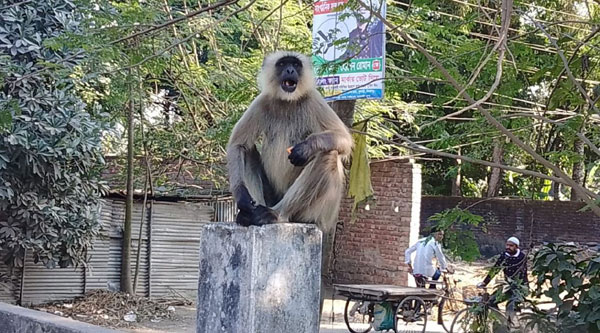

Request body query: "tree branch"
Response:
[241, 0, 291, 52]
[115, 0, 255, 73]
[352, 128, 598, 198]
[111, 0, 238, 45]
[523, 12, 600, 115]
[577, 133, 600, 157]
[356, 0, 600, 215]
[421, 0, 510, 129]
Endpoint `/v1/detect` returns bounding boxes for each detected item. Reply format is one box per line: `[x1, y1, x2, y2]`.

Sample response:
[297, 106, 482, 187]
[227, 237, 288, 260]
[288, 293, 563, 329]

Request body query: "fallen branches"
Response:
[33, 290, 180, 328]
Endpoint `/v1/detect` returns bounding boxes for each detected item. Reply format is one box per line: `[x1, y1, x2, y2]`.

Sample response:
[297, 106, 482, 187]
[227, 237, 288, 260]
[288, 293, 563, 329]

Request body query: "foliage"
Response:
[455, 305, 508, 333]
[0, 0, 107, 268]
[356, 0, 600, 199]
[427, 207, 485, 262]
[455, 243, 600, 332]
[527, 243, 600, 331]
[46, 0, 600, 203]
[67, 0, 315, 193]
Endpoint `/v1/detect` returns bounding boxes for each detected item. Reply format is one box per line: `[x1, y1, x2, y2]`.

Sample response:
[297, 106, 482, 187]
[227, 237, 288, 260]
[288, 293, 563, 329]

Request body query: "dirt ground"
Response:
[106, 261, 492, 332]
[123, 305, 196, 333]
[30, 260, 525, 332]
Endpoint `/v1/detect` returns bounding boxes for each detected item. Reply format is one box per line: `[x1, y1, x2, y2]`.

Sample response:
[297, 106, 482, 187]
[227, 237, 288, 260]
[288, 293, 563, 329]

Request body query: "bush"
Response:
[0, 0, 107, 268]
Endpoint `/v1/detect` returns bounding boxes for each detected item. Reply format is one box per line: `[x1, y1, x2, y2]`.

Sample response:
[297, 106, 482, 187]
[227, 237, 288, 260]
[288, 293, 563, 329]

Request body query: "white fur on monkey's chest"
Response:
[260, 112, 317, 196]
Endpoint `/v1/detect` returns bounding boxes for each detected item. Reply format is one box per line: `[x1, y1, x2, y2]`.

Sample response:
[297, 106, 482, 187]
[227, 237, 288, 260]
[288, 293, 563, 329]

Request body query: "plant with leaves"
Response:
[67, 0, 315, 192]
[524, 243, 600, 332]
[427, 206, 485, 262]
[335, 0, 600, 204]
[0, 0, 107, 268]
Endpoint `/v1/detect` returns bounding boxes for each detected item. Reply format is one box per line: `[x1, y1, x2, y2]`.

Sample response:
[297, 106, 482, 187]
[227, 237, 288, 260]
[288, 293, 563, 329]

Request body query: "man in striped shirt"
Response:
[477, 237, 529, 319]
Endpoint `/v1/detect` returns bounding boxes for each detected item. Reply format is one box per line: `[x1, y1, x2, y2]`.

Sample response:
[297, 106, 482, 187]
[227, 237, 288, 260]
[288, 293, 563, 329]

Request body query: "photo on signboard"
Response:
[312, 0, 386, 100]
[339, 0, 384, 60]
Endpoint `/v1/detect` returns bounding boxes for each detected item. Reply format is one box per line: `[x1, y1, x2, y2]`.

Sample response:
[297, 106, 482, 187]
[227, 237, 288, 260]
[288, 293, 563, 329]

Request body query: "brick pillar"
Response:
[333, 160, 422, 286]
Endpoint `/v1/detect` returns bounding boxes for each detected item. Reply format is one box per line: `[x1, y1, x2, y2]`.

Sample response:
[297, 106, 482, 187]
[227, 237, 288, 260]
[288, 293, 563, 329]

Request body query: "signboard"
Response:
[312, 0, 386, 100]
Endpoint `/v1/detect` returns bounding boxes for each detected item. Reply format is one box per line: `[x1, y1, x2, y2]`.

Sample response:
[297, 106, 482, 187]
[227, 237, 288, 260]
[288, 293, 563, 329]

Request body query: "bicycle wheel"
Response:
[450, 307, 509, 333]
[344, 298, 373, 333]
[443, 282, 462, 313]
[394, 296, 427, 333]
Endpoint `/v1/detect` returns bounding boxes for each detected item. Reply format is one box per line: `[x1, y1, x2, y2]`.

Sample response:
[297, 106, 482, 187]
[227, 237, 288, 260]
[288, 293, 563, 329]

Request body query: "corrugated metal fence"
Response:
[0, 197, 237, 305]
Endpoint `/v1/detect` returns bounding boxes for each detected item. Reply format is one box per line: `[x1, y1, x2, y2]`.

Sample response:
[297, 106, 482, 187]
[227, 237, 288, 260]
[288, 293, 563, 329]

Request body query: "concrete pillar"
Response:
[196, 223, 322, 333]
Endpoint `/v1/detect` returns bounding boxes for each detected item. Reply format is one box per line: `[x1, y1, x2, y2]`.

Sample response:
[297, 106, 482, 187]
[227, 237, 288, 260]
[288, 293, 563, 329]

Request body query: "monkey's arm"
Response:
[227, 101, 262, 212]
[289, 98, 353, 166]
[227, 99, 279, 226]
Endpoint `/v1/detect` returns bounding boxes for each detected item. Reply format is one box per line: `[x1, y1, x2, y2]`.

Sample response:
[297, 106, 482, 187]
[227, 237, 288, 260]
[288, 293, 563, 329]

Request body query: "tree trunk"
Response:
[451, 149, 462, 196]
[320, 99, 355, 319]
[121, 97, 134, 295]
[487, 140, 504, 197]
[133, 95, 153, 294]
[571, 132, 586, 201]
[328, 100, 356, 127]
[552, 180, 561, 200]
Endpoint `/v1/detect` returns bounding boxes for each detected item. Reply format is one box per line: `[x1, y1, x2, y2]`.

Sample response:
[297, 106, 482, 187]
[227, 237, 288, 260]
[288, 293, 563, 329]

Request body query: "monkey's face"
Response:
[258, 51, 315, 101]
[275, 56, 303, 94]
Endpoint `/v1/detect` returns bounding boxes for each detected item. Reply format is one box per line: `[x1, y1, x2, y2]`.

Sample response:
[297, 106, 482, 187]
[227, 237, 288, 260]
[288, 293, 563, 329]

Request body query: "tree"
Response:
[339, 0, 600, 207]
[0, 0, 107, 268]
[69, 0, 315, 292]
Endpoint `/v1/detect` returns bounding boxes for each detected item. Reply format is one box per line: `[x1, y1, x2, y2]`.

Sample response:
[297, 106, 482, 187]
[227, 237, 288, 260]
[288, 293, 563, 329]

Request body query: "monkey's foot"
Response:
[250, 205, 278, 226]
[235, 205, 278, 226]
[235, 210, 253, 227]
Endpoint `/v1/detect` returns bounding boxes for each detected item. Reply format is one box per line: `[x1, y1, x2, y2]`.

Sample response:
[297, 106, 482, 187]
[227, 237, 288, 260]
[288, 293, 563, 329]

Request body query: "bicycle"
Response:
[450, 285, 519, 333]
[411, 269, 463, 333]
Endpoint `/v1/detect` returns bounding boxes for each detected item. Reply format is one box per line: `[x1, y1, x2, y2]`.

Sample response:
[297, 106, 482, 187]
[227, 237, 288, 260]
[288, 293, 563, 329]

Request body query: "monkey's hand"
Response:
[235, 185, 257, 213]
[288, 141, 313, 167]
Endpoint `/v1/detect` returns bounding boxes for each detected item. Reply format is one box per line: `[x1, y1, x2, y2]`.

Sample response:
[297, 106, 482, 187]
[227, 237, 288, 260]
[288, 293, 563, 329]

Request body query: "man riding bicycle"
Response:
[477, 236, 528, 317]
[405, 227, 454, 289]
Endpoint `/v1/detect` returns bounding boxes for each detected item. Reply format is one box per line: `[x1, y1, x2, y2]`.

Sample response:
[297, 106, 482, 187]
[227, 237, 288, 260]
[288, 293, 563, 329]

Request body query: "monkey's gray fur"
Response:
[226, 51, 353, 232]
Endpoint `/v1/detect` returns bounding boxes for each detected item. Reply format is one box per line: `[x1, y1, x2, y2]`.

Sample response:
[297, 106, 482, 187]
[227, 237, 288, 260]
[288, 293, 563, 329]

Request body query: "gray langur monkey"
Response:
[226, 51, 353, 232]
[227, 51, 353, 315]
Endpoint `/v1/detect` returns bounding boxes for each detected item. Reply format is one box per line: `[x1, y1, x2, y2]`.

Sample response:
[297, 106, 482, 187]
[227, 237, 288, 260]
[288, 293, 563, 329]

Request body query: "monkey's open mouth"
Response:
[281, 79, 298, 93]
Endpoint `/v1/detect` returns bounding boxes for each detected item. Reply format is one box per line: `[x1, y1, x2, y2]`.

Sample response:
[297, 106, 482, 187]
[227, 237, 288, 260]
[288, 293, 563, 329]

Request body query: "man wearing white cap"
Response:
[477, 236, 528, 288]
[477, 236, 528, 318]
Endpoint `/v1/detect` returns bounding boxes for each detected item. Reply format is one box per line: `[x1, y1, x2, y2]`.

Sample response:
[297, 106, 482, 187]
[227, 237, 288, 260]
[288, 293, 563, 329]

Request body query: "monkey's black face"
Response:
[276, 56, 303, 93]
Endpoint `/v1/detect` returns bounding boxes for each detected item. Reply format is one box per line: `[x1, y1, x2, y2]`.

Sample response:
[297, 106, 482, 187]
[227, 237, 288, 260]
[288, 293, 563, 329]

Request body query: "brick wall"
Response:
[420, 196, 600, 256]
[333, 160, 421, 286]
